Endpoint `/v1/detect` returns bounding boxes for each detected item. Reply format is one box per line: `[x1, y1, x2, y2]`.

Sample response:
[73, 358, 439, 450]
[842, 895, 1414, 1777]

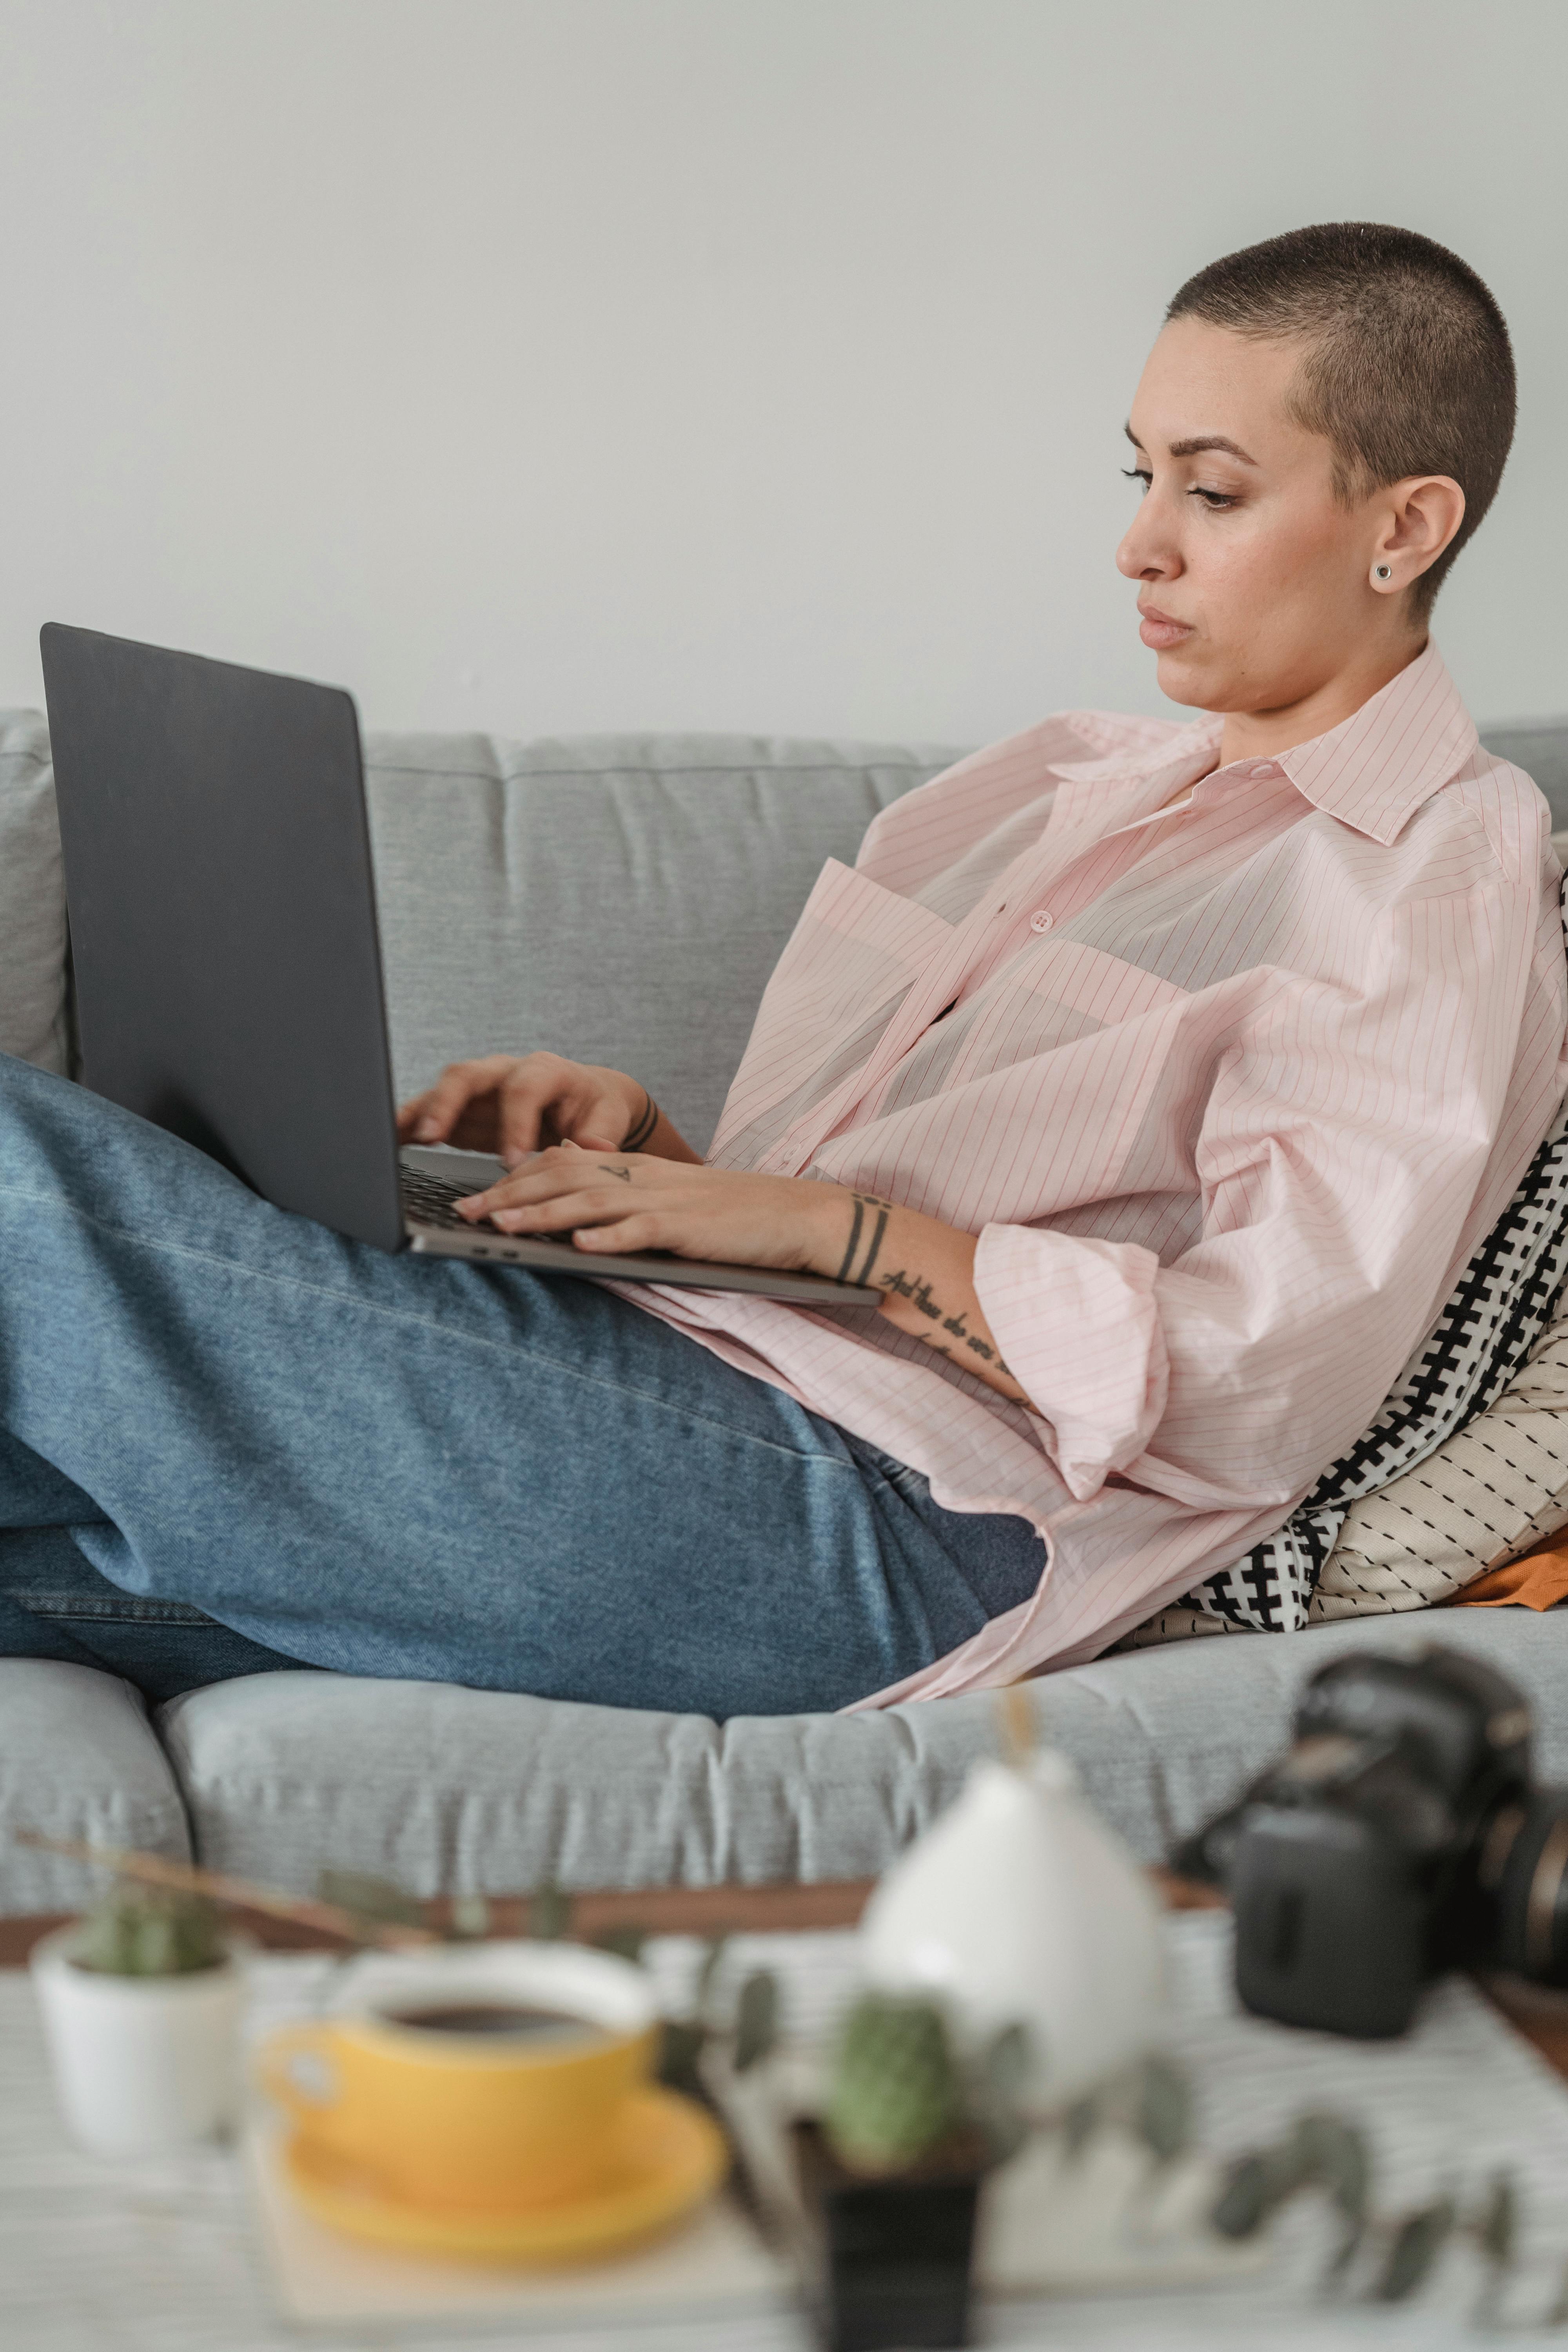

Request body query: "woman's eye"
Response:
[1190, 487, 1238, 510]
[1121, 466, 1151, 494]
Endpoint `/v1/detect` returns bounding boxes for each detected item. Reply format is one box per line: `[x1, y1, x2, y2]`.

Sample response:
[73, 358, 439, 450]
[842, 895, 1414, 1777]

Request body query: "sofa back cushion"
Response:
[0, 712, 69, 1074]
[3, 708, 1565, 1153]
[361, 731, 958, 1149]
[1476, 719, 1568, 831]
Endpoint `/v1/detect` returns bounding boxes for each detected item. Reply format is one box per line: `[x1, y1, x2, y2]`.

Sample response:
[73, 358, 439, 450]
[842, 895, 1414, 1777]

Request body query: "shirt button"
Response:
[1029, 909, 1054, 934]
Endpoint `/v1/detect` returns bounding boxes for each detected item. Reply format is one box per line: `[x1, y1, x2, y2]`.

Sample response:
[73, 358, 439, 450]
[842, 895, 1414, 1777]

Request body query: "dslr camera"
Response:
[1180, 1646, 1568, 2037]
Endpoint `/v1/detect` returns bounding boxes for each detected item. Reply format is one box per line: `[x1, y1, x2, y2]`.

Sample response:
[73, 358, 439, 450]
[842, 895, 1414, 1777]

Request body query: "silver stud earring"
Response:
[1374, 563, 1393, 583]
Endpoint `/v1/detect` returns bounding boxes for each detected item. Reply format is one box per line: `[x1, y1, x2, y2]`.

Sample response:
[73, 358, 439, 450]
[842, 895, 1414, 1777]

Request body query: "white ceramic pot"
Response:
[859, 1753, 1166, 2109]
[31, 1924, 248, 2157]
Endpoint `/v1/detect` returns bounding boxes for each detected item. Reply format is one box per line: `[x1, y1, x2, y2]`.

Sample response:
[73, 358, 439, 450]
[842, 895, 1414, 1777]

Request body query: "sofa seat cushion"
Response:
[0, 1660, 192, 1914]
[155, 1612, 1568, 1897]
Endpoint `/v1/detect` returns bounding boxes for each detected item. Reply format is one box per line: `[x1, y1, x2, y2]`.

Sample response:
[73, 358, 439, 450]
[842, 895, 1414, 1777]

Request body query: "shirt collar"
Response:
[1047, 640, 1477, 849]
[1047, 718, 1221, 809]
[1271, 641, 1478, 846]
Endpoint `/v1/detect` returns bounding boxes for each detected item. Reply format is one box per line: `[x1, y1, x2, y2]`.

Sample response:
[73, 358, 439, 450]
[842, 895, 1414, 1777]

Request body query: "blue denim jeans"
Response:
[0, 1054, 1044, 1717]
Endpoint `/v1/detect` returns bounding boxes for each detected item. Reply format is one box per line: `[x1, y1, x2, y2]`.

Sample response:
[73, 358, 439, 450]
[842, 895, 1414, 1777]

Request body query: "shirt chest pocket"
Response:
[711, 860, 956, 1156]
[1004, 936, 1191, 1042]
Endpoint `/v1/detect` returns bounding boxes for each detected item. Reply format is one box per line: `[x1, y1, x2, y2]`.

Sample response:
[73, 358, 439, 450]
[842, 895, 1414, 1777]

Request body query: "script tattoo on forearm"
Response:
[836, 1192, 895, 1286]
[878, 1266, 1013, 1374]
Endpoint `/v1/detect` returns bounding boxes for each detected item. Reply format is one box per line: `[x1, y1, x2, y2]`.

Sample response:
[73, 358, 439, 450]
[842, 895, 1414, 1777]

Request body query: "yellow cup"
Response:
[258, 1942, 659, 2212]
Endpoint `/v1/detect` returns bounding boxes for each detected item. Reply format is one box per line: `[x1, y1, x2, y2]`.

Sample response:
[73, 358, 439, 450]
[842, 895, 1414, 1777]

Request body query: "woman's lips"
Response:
[1138, 607, 1193, 652]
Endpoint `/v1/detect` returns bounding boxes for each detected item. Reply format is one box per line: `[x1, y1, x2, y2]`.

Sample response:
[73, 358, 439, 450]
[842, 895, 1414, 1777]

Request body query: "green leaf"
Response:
[1137, 2054, 1192, 2165]
[593, 1924, 649, 1965]
[317, 1870, 426, 1931]
[973, 2023, 1034, 2164]
[658, 2018, 709, 2099]
[694, 1935, 729, 2023]
[1373, 2199, 1456, 2302]
[983, 2022, 1033, 2100]
[733, 1971, 780, 2074]
[1285, 2113, 1370, 2281]
[1211, 2138, 1310, 2240]
[1212, 2152, 1272, 2240]
[1292, 2111, 1370, 2223]
[529, 1883, 574, 1942]
[1475, 2169, 1517, 2267]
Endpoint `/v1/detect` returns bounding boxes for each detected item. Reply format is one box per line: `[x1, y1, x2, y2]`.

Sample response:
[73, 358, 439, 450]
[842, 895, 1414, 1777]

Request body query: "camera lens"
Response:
[1487, 1788, 1568, 1984]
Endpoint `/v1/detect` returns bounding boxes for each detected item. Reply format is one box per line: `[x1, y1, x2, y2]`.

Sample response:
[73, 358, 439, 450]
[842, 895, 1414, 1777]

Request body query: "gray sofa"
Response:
[5, 708, 1568, 1918]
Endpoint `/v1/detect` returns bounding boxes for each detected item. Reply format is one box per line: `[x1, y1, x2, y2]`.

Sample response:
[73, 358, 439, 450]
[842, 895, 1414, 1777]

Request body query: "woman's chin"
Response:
[1153, 647, 1214, 710]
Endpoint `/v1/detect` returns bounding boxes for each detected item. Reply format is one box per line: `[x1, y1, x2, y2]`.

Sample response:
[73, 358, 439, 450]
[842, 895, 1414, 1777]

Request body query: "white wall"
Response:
[2, 0, 1564, 743]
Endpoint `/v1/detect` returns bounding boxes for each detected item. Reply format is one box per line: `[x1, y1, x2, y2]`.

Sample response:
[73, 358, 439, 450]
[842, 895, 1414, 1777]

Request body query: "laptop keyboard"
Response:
[399, 1166, 482, 1230]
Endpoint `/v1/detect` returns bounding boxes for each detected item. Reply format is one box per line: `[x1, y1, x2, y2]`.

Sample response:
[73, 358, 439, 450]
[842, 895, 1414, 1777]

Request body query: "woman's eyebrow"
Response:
[1122, 423, 1258, 466]
[1169, 433, 1258, 464]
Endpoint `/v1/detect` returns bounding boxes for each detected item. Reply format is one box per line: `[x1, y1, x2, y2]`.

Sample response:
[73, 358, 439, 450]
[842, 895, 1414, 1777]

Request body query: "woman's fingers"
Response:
[478, 1182, 641, 1234]
[397, 1055, 636, 1161]
[495, 1072, 627, 1164]
[458, 1146, 651, 1230]
[398, 1055, 517, 1145]
[570, 1213, 661, 1255]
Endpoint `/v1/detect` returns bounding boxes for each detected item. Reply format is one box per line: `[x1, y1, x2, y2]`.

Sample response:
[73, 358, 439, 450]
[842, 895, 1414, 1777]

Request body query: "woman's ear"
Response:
[1369, 476, 1466, 599]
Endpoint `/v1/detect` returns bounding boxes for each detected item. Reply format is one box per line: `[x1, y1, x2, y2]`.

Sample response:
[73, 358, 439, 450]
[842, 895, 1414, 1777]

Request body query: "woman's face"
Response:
[1116, 317, 1418, 718]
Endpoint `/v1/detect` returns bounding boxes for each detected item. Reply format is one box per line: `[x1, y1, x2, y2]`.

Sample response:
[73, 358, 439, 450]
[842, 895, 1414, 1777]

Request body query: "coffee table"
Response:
[7, 1879, 1568, 2351]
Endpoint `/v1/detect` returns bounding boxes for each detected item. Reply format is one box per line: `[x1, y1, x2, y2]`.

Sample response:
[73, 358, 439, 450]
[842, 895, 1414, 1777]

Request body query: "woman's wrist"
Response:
[619, 1087, 659, 1153]
[816, 1187, 1025, 1398]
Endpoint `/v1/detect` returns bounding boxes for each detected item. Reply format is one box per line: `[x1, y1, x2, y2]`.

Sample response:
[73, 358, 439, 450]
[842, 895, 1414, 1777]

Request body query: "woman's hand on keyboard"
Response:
[456, 1147, 856, 1274]
[397, 1053, 695, 1165]
[452, 1147, 1027, 1397]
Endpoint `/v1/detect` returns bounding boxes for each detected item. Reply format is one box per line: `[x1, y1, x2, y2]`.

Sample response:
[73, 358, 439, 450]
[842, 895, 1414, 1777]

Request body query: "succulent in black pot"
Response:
[795, 1989, 1027, 2352]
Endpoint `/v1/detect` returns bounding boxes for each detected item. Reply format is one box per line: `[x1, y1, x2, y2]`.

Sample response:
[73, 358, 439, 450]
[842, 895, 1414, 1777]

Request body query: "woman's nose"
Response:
[1116, 501, 1178, 583]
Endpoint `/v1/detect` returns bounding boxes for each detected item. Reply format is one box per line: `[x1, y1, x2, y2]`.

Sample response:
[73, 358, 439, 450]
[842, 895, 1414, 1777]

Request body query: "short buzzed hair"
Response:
[1167, 223, 1515, 614]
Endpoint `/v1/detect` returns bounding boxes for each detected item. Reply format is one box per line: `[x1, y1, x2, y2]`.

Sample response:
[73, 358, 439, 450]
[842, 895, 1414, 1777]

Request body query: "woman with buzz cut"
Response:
[0, 223, 1561, 1716]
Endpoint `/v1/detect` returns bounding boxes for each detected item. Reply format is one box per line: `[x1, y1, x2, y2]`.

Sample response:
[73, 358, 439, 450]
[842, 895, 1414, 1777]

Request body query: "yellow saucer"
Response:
[282, 2086, 728, 2266]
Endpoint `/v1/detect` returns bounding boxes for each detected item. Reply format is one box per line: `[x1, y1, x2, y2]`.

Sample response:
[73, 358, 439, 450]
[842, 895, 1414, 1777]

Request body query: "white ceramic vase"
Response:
[859, 1752, 1166, 2109]
[31, 1924, 247, 2157]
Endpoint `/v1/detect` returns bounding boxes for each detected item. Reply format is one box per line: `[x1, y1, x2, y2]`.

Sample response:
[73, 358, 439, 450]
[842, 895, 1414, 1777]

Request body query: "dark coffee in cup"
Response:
[386, 2000, 599, 2043]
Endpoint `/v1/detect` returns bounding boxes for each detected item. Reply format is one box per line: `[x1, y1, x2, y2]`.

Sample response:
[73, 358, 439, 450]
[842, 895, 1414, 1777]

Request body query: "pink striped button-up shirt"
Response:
[628, 644, 1568, 1701]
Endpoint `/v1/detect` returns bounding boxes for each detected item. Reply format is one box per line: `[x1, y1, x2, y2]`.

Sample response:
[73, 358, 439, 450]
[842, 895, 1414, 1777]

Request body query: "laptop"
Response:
[38, 625, 881, 1307]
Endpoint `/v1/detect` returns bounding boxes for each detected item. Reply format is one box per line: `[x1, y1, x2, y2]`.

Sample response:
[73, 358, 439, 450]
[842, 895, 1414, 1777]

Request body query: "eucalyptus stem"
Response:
[15, 1829, 440, 1951]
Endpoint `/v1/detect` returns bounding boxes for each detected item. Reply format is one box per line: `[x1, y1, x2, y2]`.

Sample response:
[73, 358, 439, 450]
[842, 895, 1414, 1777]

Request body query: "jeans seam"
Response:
[0, 1181, 850, 1470]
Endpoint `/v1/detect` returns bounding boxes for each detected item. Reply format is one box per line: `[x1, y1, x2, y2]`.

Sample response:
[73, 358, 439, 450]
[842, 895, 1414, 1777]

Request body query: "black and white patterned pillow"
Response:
[1188, 891, 1568, 1634]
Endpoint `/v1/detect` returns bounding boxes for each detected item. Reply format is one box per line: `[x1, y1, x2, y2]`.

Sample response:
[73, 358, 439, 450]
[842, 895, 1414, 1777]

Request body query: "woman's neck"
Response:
[1215, 633, 1428, 769]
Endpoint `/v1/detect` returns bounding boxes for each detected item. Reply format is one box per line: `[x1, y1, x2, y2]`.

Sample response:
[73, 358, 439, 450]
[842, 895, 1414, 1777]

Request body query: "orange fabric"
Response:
[1448, 1533, 1568, 1612]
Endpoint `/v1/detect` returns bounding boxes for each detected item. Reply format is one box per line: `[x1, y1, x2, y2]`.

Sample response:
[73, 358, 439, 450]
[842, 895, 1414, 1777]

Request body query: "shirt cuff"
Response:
[973, 1223, 1169, 1500]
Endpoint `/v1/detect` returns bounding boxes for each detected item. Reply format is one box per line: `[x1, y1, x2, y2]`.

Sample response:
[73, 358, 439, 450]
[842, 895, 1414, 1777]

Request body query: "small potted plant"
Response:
[31, 1881, 248, 2157]
[793, 1990, 1026, 2352]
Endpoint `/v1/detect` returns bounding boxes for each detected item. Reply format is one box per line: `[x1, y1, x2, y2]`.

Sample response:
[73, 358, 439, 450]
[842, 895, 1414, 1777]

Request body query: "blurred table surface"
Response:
[0, 1866, 1223, 1966]
[4, 1870, 1564, 2083]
